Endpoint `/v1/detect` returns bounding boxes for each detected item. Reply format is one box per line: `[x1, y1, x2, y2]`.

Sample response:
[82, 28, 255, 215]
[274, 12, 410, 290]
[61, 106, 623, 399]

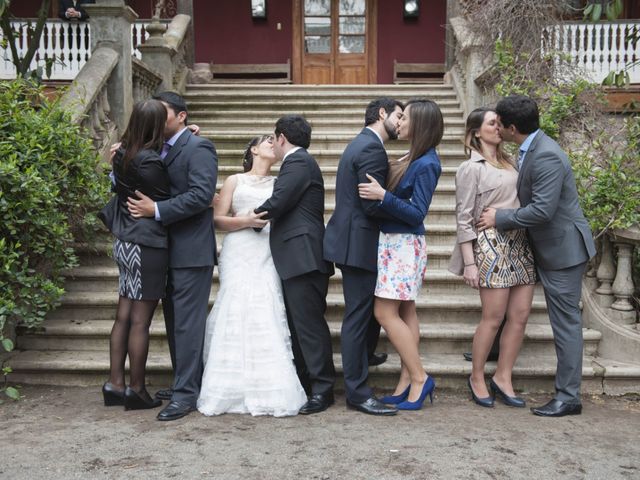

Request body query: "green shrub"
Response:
[0, 79, 109, 400]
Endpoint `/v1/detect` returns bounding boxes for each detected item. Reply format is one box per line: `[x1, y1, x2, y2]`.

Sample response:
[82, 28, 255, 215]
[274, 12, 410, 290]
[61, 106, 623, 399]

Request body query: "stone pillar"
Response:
[84, 0, 138, 134]
[137, 19, 174, 92]
[177, 0, 195, 67]
[610, 241, 636, 317]
[595, 235, 615, 308]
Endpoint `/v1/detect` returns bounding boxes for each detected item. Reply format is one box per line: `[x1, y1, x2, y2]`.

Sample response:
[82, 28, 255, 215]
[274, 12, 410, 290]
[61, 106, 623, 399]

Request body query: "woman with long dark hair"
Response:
[99, 99, 170, 410]
[358, 99, 443, 410]
[449, 107, 536, 408]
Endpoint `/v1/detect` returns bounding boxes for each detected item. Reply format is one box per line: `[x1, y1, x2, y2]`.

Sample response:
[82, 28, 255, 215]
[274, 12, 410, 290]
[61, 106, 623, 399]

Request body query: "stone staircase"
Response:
[8, 83, 635, 394]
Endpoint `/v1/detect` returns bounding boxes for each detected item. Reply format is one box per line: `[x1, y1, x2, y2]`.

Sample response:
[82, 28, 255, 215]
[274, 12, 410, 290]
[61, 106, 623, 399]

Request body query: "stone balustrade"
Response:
[58, 46, 119, 157]
[595, 228, 640, 327]
[132, 57, 163, 103]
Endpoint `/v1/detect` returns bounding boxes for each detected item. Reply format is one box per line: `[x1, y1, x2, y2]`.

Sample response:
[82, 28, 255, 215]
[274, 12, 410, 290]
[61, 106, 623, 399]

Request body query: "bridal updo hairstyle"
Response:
[242, 134, 273, 172]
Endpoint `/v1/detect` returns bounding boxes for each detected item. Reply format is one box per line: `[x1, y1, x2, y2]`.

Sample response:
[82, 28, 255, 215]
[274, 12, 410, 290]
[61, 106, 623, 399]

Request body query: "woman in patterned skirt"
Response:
[449, 107, 536, 408]
[358, 99, 443, 410]
[98, 100, 171, 410]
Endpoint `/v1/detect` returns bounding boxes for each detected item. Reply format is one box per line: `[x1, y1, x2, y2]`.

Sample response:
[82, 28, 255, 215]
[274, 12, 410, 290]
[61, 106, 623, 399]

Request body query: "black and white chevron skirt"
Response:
[112, 238, 168, 300]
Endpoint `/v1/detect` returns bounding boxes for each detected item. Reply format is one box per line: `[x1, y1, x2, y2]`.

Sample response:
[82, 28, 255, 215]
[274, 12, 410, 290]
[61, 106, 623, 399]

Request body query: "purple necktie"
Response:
[161, 142, 171, 159]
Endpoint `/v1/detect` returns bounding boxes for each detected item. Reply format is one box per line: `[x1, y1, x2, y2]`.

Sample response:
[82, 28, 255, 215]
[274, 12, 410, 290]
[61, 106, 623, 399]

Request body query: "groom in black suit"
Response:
[128, 92, 218, 421]
[324, 98, 403, 416]
[255, 115, 336, 415]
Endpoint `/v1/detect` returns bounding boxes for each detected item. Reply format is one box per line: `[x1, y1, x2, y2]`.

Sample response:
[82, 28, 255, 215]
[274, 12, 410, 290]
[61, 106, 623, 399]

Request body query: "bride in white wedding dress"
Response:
[197, 134, 307, 417]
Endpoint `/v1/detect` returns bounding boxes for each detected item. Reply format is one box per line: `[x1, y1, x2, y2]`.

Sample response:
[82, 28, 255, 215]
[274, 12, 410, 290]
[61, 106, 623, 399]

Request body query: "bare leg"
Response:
[375, 298, 426, 402]
[471, 288, 510, 398]
[108, 296, 132, 390]
[127, 299, 159, 392]
[391, 301, 420, 395]
[493, 284, 534, 396]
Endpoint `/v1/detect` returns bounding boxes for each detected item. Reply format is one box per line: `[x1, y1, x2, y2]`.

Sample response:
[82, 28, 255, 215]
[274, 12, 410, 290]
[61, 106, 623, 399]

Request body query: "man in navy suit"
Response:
[128, 92, 218, 421]
[323, 98, 403, 415]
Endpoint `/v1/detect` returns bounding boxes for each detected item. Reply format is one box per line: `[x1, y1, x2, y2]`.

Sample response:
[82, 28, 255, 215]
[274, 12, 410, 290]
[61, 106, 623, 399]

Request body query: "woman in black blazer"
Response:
[99, 99, 170, 410]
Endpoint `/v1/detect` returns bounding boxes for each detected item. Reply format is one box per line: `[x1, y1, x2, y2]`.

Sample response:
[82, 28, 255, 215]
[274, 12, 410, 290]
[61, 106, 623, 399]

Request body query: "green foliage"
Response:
[494, 39, 599, 141]
[572, 117, 640, 236]
[493, 40, 639, 240]
[0, 79, 110, 400]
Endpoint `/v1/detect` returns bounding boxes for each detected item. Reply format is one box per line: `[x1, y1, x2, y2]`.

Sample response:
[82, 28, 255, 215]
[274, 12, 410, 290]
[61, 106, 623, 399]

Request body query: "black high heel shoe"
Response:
[467, 377, 494, 408]
[102, 382, 125, 406]
[124, 387, 162, 410]
[490, 379, 526, 408]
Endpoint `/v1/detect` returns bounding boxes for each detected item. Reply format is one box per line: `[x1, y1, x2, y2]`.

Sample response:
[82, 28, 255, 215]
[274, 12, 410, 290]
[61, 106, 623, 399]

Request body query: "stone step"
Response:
[17, 318, 600, 359]
[187, 97, 461, 109]
[189, 109, 464, 124]
[45, 291, 552, 325]
[206, 132, 465, 151]
[185, 82, 454, 92]
[62, 264, 547, 300]
[183, 84, 458, 98]
[215, 148, 466, 167]
[188, 107, 465, 120]
[216, 165, 461, 186]
[191, 117, 466, 130]
[7, 349, 620, 395]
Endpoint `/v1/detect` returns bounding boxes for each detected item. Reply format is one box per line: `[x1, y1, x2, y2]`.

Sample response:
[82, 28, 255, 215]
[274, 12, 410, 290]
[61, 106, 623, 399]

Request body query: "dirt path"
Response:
[1, 386, 639, 479]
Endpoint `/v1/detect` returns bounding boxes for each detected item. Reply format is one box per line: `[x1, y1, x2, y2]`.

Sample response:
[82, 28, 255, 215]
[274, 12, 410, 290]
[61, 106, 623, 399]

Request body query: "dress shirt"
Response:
[154, 127, 188, 221]
[282, 146, 302, 163]
[365, 126, 384, 145]
[517, 129, 540, 170]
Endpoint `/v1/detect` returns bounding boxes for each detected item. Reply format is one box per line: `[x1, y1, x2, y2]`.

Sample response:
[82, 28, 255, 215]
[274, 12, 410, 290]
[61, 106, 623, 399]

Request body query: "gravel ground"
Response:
[1, 386, 640, 479]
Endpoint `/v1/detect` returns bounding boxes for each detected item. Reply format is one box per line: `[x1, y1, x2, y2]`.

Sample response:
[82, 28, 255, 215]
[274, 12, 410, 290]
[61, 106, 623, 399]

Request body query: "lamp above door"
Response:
[403, 0, 419, 18]
[252, 0, 267, 19]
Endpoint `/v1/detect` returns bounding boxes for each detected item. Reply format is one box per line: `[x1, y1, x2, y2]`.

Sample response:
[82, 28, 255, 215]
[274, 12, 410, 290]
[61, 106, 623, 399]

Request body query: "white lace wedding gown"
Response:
[197, 174, 307, 417]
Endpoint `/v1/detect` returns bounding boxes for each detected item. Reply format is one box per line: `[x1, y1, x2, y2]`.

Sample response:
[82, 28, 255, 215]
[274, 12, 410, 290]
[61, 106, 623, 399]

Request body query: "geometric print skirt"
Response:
[473, 227, 536, 289]
[112, 238, 168, 300]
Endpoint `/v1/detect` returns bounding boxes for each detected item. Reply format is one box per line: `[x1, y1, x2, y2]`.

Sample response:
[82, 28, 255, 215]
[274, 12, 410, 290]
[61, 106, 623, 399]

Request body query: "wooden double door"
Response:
[293, 0, 377, 84]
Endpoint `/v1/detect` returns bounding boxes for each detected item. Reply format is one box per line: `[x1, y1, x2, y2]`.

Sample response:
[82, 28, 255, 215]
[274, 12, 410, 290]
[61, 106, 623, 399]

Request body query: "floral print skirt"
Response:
[375, 232, 428, 301]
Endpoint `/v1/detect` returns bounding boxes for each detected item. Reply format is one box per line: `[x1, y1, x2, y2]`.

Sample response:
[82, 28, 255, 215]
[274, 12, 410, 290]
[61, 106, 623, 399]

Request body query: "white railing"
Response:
[0, 19, 157, 80]
[548, 21, 640, 83]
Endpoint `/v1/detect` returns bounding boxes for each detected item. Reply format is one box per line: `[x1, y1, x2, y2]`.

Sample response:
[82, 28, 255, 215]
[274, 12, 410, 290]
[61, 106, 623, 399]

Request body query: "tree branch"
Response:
[19, 0, 52, 77]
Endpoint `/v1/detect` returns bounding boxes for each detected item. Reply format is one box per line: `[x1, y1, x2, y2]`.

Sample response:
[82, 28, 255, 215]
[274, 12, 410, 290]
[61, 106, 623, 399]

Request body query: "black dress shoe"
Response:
[102, 382, 125, 406]
[531, 399, 582, 417]
[155, 388, 174, 400]
[124, 387, 162, 411]
[368, 352, 388, 367]
[347, 397, 397, 416]
[157, 401, 195, 421]
[463, 352, 499, 362]
[299, 394, 334, 415]
[489, 379, 526, 408]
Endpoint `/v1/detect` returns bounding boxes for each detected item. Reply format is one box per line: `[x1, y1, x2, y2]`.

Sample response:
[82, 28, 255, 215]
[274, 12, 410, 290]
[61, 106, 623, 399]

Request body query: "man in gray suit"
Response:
[477, 95, 596, 417]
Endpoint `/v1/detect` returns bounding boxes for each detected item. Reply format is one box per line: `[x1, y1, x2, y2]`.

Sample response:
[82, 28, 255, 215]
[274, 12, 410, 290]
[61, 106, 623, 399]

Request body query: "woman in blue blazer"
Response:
[359, 99, 443, 410]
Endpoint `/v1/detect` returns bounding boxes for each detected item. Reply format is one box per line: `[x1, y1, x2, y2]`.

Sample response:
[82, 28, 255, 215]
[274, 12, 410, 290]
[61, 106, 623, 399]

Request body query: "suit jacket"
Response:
[495, 131, 596, 270]
[255, 148, 333, 280]
[99, 148, 170, 249]
[58, 0, 95, 20]
[323, 128, 389, 272]
[156, 129, 218, 269]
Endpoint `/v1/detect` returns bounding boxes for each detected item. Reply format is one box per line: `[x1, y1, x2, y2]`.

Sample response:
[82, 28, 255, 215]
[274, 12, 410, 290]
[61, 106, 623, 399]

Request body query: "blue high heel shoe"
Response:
[380, 385, 410, 405]
[396, 376, 435, 410]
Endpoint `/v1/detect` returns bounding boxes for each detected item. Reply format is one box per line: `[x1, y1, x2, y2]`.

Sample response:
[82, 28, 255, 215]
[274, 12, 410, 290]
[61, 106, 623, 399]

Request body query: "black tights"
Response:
[108, 296, 158, 392]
